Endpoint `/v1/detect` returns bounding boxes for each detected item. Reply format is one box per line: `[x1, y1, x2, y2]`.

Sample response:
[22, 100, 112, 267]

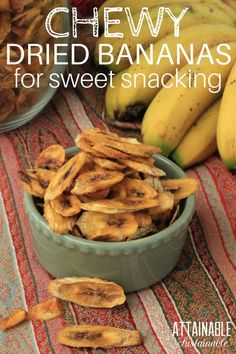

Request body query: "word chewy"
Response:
[46, 6, 189, 38]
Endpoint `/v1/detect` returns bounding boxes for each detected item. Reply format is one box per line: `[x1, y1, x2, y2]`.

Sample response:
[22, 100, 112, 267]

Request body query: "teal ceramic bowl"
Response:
[24, 149, 195, 292]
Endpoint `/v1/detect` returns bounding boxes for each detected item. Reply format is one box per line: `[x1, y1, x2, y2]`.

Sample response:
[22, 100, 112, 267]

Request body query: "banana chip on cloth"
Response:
[57, 325, 143, 348]
[48, 277, 126, 308]
[28, 298, 64, 321]
[0, 309, 27, 331]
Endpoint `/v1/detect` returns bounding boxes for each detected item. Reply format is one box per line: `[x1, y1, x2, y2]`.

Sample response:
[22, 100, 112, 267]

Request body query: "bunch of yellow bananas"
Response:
[95, 0, 236, 170]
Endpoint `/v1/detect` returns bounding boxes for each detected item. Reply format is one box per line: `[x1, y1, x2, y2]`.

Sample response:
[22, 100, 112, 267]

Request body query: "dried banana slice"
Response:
[120, 178, 158, 199]
[44, 201, 76, 234]
[0, 0, 10, 12]
[131, 156, 155, 166]
[26, 168, 55, 187]
[128, 223, 157, 241]
[92, 143, 132, 159]
[110, 183, 127, 199]
[71, 170, 124, 196]
[125, 170, 141, 179]
[134, 213, 152, 228]
[76, 137, 106, 158]
[48, 277, 126, 308]
[11, 25, 26, 37]
[89, 137, 160, 158]
[0, 89, 15, 122]
[45, 152, 87, 201]
[149, 192, 174, 219]
[93, 157, 125, 170]
[0, 308, 27, 331]
[161, 178, 198, 204]
[50, 194, 81, 217]
[18, 15, 44, 45]
[76, 128, 119, 144]
[0, 61, 25, 89]
[10, 0, 34, 14]
[28, 298, 64, 321]
[120, 159, 166, 177]
[82, 128, 160, 156]
[35, 144, 65, 170]
[78, 155, 94, 174]
[57, 325, 142, 348]
[18, 170, 46, 198]
[0, 13, 11, 45]
[87, 188, 110, 200]
[81, 198, 160, 214]
[80, 188, 110, 202]
[77, 212, 138, 241]
[144, 176, 164, 192]
[12, 7, 41, 27]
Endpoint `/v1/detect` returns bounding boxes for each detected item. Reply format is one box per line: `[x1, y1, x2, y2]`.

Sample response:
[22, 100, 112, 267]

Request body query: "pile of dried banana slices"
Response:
[19, 128, 198, 241]
[0, 0, 63, 122]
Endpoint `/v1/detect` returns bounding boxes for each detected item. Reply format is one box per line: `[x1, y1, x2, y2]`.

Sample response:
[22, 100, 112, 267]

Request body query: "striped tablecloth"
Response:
[0, 87, 235, 354]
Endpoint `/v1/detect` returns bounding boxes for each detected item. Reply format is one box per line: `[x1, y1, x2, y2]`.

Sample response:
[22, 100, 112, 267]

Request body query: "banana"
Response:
[98, 0, 236, 27]
[217, 60, 236, 169]
[172, 100, 221, 169]
[142, 43, 236, 156]
[95, 2, 235, 72]
[105, 71, 127, 119]
[111, 24, 236, 120]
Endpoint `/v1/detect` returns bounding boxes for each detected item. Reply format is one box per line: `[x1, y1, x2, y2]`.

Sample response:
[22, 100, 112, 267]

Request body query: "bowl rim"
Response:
[24, 148, 195, 251]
